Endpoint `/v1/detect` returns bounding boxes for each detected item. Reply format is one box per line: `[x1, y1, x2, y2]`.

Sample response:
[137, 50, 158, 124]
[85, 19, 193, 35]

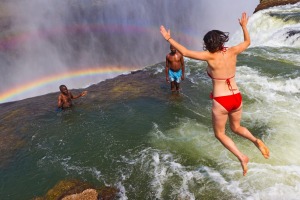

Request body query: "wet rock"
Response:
[33, 179, 94, 200]
[254, 0, 299, 13]
[62, 189, 98, 200]
[33, 179, 119, 200]
[83, 65, 167, 109]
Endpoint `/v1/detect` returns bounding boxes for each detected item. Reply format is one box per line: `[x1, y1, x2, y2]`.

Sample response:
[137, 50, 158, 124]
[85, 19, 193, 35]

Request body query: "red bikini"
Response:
[207, 71, 242, 112]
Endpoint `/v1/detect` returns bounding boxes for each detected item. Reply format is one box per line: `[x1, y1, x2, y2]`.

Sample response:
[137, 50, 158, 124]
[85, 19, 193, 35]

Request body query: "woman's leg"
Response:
[229, 105, 270, 159]
[228, 105, 257, 142]
[212, 100, 249, 176]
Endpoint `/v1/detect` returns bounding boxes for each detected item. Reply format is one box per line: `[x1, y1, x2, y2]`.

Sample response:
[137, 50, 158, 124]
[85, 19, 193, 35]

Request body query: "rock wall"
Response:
[254, 0, 300, 12]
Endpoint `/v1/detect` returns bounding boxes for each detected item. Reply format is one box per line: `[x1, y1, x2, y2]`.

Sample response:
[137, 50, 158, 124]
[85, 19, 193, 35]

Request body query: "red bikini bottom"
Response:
[210, 93, 242, 112]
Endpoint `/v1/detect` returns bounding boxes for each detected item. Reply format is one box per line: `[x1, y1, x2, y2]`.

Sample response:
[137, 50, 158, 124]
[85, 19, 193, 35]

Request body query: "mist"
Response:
[0, 0, 259, 103]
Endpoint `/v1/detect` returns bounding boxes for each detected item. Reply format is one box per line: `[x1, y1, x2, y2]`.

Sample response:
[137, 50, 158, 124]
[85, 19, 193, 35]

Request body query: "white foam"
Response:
[147, 109, 300, 198]
[229, 2, 300, 48]
[237, 66, 300, 164]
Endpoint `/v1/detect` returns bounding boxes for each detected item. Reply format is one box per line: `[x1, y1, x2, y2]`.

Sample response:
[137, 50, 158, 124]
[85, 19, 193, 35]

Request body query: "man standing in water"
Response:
[57, 85, 87, 110]
[165, 44, 185, 93]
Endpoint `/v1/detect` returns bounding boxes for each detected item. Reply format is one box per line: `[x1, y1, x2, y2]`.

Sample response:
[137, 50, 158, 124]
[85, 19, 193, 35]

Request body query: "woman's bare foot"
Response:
[240, 155, 249, 176]
[255, 139, 270, 159]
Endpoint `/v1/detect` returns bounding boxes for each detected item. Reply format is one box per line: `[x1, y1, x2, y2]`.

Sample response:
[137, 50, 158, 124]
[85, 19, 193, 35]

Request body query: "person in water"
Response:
[165, 44, 185, 92]
[57, 85, 87, 110]
[160, 12, 270, 176]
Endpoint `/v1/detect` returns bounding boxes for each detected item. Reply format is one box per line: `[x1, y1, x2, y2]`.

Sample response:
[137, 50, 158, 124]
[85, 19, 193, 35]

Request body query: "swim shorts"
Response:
[168, 69, 182, 83]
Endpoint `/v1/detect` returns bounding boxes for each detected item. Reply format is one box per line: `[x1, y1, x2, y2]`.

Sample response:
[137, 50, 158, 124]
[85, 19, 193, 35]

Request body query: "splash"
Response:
[230, 2, 300, 48]
[0, 66, 137, 103]
[0, 24, 199, 50]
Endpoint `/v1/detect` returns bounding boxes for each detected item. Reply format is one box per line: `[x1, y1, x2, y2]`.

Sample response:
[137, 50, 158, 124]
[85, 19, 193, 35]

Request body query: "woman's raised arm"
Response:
[231, 12, 251, 55]
[160, 25, 211, 61]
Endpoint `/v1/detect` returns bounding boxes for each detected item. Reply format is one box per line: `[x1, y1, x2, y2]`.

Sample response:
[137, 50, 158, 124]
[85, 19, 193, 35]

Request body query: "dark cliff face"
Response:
[254, 0, 300, 13]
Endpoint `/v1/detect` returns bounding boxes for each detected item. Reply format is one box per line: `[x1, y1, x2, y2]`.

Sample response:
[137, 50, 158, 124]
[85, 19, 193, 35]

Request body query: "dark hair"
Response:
[203, 30, 229, 53]
[59, 85, 67, 91]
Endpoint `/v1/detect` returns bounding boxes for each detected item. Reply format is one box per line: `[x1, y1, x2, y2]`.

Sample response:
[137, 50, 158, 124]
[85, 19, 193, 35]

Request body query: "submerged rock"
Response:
[0, 131, 25, 168]
[97, 187, 119, 200]
[0, 107, 28, 168]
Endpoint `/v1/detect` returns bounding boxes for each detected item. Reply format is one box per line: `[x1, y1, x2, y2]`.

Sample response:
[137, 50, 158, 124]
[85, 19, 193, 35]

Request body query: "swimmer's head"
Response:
[59, 85, 68, 94]
[170, 45, 177, 54]
[203, 30, 229, 53]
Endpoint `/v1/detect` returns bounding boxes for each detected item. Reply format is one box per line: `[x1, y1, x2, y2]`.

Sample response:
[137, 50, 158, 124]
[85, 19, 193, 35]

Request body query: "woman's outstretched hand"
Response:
[239, 12, 249, 28]
[160, 25, 171, 41]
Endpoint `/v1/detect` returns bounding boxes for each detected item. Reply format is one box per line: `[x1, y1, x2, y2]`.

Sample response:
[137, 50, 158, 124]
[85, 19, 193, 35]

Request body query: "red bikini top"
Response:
[207, 70, 236, 92]
[207, 47, 237, 93]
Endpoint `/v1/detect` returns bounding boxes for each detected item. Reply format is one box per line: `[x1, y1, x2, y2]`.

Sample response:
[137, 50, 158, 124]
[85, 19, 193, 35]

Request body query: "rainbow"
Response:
[0, 66, 137, 103]
[0, 23, 199, 103]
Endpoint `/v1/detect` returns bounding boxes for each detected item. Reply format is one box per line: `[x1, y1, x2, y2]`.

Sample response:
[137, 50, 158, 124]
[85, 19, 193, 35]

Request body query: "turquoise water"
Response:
[1, 2, 300, 200]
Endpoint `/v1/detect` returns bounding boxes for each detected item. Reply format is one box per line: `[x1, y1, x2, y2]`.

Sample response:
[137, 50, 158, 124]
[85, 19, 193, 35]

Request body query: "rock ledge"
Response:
[254, 0, 299, 13]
